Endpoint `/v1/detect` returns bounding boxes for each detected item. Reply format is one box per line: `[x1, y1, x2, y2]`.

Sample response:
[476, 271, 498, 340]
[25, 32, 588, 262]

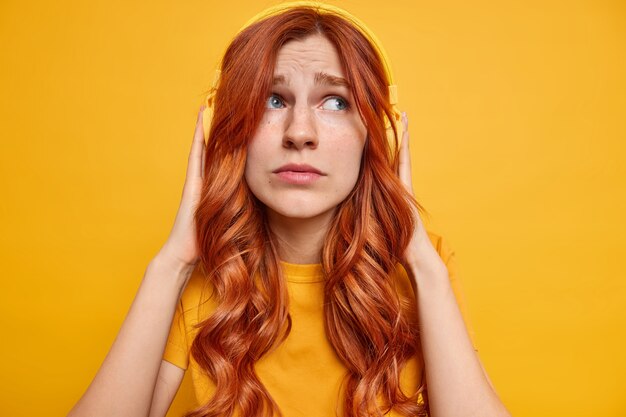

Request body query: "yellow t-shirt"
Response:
[163, 231, 475, 416]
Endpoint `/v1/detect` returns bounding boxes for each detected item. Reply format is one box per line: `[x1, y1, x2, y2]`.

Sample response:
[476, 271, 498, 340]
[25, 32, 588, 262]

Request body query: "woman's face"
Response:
[245, 34, 367, 225]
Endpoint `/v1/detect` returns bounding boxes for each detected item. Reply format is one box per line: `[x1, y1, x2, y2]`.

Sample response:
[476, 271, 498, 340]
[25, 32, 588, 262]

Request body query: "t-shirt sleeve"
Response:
[163, 298, 190, 370]
[437, 235, 478, 352]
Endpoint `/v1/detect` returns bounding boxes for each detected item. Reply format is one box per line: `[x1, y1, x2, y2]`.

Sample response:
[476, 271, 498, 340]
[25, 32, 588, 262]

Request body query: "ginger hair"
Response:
[188, 6, 427, 417]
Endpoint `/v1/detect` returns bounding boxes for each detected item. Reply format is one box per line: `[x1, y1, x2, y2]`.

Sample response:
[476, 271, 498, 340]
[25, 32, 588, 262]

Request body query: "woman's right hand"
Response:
[157, 106, 207, 270]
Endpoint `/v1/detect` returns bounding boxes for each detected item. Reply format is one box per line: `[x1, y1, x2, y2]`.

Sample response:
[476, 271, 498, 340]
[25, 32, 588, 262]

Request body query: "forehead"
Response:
[273, 34, 346, 82]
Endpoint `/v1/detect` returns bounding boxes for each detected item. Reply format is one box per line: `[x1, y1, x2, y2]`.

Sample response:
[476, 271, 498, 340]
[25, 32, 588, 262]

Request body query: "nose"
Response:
[282, 105, 318, 150]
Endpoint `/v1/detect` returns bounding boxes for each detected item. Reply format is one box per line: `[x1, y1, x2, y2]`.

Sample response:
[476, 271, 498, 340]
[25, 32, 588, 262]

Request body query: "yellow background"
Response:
[1, 0, 624, 415]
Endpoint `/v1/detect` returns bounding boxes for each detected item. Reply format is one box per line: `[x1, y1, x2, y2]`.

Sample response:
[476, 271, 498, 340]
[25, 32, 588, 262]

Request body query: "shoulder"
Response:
[178, 263, 219, 322]
[425, 229, 455, 263]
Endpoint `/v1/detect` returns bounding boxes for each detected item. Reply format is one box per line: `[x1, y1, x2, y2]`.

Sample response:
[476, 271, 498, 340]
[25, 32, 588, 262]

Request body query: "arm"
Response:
[67, 256, 193, 417]
[397, 112, 510, 417]
[148, 359, 187, 417]
[405, 249, 510, 417]
[69, 106, 208, 417]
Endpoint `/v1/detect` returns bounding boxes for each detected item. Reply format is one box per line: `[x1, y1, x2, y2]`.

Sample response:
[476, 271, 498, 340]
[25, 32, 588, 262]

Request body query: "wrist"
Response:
[405, 256, 451, 297]
[149, 252, 197, 290]
[409, 268, 453, 308]
[405, 238, 449, 281]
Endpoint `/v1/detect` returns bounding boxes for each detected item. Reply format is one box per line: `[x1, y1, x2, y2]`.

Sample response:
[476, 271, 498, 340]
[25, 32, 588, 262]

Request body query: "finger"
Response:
[398, 112, 413, 193]
[186, 106, 206, 182]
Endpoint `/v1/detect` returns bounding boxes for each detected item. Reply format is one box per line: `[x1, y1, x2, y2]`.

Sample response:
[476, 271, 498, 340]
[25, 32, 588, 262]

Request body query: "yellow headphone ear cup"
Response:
[202, 102, 213, 143]
[395, 108, 403, 150]
[202, 69, 221, 143]
[384, 106, 403, 156]
[386, 84, 402, 154]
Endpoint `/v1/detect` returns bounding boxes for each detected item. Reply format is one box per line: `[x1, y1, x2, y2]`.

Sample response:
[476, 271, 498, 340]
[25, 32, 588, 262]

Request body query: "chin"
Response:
[258, 197, 340, 222]
[268, 204, 336, 221]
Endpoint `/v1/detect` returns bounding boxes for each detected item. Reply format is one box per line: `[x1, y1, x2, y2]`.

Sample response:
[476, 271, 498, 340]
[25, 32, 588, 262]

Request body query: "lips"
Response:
[272, 163, 325, 185]
[272, 163, 325, 175]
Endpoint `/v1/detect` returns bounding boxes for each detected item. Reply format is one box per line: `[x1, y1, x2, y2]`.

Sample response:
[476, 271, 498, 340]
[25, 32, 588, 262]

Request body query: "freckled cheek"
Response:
[326, 126, 366, 153]
[260, 112, 285, 128]
[316, 113, 349, 128]
[252, 120, 282, 142]
[317, 140, 363, 173]
[247, 121, 281, 161]
[245, 143, 266, 181]
[317, 114, 366, 135]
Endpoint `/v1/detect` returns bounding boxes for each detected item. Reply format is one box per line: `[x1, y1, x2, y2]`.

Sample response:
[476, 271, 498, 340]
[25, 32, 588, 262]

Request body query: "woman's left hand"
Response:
[397, 112, 449, 280]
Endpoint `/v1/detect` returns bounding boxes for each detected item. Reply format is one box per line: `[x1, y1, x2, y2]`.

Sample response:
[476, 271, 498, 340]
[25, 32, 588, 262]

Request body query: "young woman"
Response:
[68, 3, 511, 417]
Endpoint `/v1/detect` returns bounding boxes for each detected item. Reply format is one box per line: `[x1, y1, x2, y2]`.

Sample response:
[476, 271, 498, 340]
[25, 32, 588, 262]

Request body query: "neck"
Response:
[267, 209, 335, 264]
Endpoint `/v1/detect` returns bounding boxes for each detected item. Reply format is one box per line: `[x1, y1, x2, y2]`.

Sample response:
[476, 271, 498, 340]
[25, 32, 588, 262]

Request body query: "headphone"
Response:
[202, 1, 403, 153]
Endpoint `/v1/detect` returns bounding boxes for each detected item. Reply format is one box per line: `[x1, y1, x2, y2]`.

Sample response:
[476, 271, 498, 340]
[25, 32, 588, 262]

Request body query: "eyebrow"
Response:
[272, 71, 351, 89]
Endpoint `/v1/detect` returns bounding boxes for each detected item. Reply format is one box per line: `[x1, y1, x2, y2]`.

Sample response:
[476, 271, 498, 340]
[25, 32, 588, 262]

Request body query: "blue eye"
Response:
[322, 96, 349, 111]
[266, 94, 284, 109]
[265, 94, 349, 111]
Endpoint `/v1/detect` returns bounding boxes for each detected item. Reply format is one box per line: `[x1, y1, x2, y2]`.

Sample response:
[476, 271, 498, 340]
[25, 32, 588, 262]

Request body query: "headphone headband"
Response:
[236, 1, 397, 104]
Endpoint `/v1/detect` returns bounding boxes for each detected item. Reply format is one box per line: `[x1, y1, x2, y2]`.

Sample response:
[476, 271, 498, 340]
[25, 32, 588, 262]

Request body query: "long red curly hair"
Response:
[189, 6, 427, 417]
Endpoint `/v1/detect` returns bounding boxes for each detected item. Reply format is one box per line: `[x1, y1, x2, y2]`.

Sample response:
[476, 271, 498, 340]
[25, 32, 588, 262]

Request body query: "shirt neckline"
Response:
[280, 260, 324, 283]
